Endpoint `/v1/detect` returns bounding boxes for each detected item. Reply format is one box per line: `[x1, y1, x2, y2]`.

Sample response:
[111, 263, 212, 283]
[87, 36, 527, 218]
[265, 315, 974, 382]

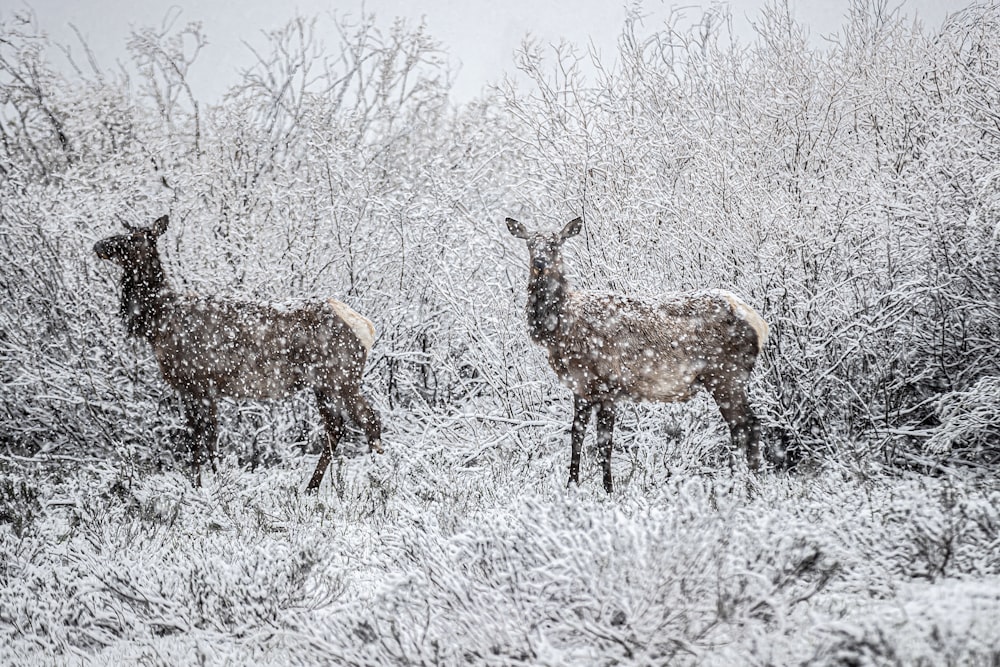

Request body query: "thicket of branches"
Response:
[1, 1, 998, 471]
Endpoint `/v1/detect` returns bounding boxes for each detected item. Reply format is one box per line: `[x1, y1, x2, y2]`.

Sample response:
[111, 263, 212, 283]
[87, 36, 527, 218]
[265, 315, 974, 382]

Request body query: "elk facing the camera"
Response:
[507, 216, 769, 493]
[94, 215, 383, 491]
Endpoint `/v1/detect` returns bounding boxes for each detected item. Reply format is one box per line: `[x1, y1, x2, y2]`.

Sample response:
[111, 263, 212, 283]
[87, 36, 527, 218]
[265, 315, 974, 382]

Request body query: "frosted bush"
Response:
[927, 376, 1000, 459]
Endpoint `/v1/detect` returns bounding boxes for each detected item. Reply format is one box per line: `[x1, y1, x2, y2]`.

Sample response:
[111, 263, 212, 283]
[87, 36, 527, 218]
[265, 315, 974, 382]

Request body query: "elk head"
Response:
[94, 214, 170, 339]
[94, 214, 169, 271]
[506, 216, 583, 280]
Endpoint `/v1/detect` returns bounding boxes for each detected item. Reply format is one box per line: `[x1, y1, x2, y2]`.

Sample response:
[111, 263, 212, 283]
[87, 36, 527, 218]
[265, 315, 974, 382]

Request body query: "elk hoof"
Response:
[370, 439, 384, 454]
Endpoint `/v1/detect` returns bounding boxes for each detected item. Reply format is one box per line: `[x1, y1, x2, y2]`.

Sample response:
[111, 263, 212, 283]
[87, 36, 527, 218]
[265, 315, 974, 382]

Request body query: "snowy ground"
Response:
[3, 408, 999, 666]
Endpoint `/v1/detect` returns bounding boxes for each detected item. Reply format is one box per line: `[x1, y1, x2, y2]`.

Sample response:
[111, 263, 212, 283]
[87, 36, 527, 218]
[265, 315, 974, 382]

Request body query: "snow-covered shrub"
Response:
[0, 464, 42, 538]
[926, 377, 1000, 463]
[881, 480, 1000, 581]
[2, 0, 1000, 483]
[1, 415, 999, 665]
[340, 488, 841, 665]
[0, 11, 467, 464]
[490, 2, 1000, 468]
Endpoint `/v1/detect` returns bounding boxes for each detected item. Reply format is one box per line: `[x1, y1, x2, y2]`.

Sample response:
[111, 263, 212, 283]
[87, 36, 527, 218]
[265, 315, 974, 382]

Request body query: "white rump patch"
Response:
[712, 289, 770, 352]
[328, 299, 376, 352]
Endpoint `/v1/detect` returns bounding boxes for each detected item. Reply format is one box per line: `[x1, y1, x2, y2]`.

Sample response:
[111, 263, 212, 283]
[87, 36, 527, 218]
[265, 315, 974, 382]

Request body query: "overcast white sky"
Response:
[15, 0, 960, 103]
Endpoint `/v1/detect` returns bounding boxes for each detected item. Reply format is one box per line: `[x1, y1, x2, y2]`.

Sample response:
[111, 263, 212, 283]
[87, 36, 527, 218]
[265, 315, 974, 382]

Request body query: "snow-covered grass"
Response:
[3, 407, 1000, 665]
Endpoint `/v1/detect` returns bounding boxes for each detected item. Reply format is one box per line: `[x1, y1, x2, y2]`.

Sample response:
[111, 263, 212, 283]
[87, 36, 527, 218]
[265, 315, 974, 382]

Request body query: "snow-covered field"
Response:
[3, 2, 1000, 664]
[4, 418, 1000, 665]
[0, 414, 1000, 665]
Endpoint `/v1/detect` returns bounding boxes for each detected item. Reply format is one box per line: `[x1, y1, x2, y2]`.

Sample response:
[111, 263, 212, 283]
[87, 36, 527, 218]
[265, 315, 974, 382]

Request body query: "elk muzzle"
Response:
[93, 239, 114, 261]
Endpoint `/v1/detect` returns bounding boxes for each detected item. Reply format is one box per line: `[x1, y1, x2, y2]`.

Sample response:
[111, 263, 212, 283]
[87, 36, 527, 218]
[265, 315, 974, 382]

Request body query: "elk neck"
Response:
[119, 252, 171, 341]
[526, 265, 570, 346]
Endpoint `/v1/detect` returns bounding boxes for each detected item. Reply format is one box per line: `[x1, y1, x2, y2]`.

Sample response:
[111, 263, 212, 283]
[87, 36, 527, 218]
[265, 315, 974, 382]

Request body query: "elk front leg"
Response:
[307, 390, 346, 492]
[203, 398, 219, 472]
[569, 395, 593, 487]
[596, 401, 616, 493]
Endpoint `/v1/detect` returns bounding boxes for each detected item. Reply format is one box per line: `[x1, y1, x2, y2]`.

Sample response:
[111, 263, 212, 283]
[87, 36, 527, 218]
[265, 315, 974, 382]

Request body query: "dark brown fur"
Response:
[94, 215, 382, 490]
[507, 216, 768, 492]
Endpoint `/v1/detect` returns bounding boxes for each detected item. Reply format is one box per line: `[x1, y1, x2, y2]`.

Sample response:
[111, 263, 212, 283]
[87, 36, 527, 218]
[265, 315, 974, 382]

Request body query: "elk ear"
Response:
[506, 217, 529, 239]
[151, 215, 169, 237]
[560, 217, 583, 240]
[116, 214, 139, 232]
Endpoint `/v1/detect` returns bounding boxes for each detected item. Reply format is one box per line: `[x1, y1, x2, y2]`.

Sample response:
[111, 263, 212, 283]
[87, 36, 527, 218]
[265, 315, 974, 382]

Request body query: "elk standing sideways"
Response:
[94, 215, 382, 490]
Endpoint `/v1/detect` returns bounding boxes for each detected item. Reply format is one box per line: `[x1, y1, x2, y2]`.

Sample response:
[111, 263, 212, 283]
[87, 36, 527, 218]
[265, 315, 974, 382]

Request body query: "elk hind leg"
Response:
[596, 401, 616, 493]
[342, 387, 383, 454]
[307, 389, 346, 492]
[182, 394, 219, 487]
